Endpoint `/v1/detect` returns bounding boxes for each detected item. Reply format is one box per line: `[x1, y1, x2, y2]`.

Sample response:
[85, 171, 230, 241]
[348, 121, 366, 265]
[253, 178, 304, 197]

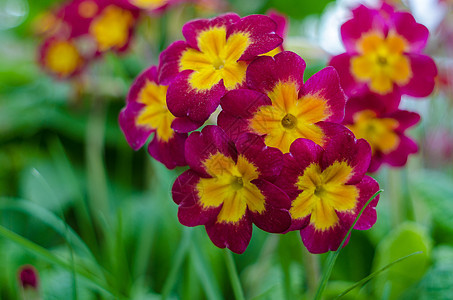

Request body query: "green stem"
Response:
[313, 190, 383, 300]
[85, 97, 110, 229]
[161, 228, 192, 299]
[225, 250, 245, 300]
[302, 246, 321, 298]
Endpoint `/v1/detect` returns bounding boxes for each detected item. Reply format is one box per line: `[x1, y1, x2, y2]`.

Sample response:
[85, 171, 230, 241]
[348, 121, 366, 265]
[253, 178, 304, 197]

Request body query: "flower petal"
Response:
[399, 54, 437, 98]
[166, 70, 226, 123]
[147, 132, 187, 169]
[184, 125, 237, 177]
[246, 51, 306, 94]
[299, 66, 346, 123]
[205, 216, 253, 254]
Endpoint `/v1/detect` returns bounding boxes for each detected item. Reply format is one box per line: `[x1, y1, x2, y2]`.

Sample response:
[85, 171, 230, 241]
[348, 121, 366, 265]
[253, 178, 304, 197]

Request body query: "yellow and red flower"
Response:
[329, 3, 437, 98]
[38, 37, 85, 79]
[343, 92, 420, 172]
[119, 66, 187, 169]
[218, 51, 347, 154]
[158, 13, 283, 126]
[172, 126, 291, 253]
[275, 124, 380, 254]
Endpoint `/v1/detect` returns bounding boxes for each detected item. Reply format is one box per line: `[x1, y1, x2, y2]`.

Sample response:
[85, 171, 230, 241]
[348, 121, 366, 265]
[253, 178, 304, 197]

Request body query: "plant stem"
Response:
[161, 228, 192, 300]
[225, 250, 245, 300]
[302, 246, 321, 298]
[85, 97, 110, 228]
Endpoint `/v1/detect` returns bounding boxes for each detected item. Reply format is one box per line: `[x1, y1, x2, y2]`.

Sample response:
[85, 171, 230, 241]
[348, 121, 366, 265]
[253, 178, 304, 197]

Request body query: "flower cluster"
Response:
[35, 0, 217, 79]
[37, 0, 141, 79]
[330, 2, 437, 172]
[121, 12, 381, 254]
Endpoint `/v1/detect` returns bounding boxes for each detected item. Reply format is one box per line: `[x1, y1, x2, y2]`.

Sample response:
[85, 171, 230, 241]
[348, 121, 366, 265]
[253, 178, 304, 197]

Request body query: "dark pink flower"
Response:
[343, 92, 420, 172]
[18, 265, 39, 290]
[119, 66, 187, 169]
[172, 125, 291, 253]
[329, 3, 437, 98]
[158, 13, 283, 126]
[218, 51, 346, 154]
[275, 124, 380, 254]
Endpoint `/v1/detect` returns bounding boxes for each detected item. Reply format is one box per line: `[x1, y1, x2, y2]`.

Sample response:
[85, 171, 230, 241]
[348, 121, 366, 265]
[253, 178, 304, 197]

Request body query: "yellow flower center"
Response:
[131, 0, 168, 9]
[45, 40, 82, 77]
[179, 26, 251, 91]
[249, 81, 331, 153]
[197, 153, 265, 223]
[347, 110, 399, 155]
[350, 32, 412, 94]
[135, 80, 175, 142]
[89, 5, 134, 52]
[290, 161, 358, 230]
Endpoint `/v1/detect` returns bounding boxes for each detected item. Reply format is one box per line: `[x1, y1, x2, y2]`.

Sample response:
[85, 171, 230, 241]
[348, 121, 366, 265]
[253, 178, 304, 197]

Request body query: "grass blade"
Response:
[161, 228, 192, 299]
[334, 251, 422, 299]
[225, 250, 245, 300]
[314, 189, 383, 300]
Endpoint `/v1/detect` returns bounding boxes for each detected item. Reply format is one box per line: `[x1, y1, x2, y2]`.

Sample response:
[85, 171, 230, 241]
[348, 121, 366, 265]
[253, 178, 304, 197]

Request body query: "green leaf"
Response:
[263, 0, 335, 19]
[335, 252, 422, 299]
[410, 170, 453, 235]
[372, 222, 431, 300]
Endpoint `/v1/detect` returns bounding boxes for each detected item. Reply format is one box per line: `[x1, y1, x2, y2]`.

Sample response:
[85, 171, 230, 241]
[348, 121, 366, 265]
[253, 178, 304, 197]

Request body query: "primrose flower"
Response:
[218, 51, 346, 154]
[343, 93, 420, 172]
[158, 13, 283, 126]
[38, 37, 85, 79]
[329, 3, 437, 98]
[172, 126, 291, 253]
[88, 2, 139, 53]
[275, 124, 380, 254]
[119, 66, 187, 169]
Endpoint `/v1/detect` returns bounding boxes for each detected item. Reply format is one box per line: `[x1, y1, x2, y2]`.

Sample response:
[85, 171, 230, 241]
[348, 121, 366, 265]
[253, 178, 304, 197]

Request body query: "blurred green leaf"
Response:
[372, 222, 431, 300]
[411, 170, 453, 235]
[263, 0, 335, 19]
[402, 246, 453, 300]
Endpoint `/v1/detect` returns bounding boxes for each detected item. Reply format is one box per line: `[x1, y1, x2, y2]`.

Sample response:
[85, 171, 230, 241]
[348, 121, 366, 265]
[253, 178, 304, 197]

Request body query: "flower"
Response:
[343, 92, 420, 172]
[89, 4, 137, 52]
[275, 124, 380, 254]
[18, 265, 39, 290]
[158, 13, 283, 126]
[172, 125, 291, 253]
[119, 66, 187, 169]
[329, 3, 437, 98]
[38, 37, 85, 79]
[218, 51, 346, 154]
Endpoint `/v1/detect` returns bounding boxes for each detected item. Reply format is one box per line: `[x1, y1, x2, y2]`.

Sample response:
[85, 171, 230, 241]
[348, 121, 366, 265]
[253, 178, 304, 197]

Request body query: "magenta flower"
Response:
[275, 124, 380, 254]
[158, 13, 283, 127]
[172, 125, 291, 253]
[18, 265, 39, 290]
[343, 92, 420, 172]
[329, 3, 437, 98]
[218, 51, 346, 154]
[119, 66, 187, 169]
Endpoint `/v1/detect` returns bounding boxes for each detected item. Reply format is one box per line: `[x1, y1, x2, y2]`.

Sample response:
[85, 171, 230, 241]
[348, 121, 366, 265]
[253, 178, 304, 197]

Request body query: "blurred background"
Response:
[1, 0, 453, 299]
